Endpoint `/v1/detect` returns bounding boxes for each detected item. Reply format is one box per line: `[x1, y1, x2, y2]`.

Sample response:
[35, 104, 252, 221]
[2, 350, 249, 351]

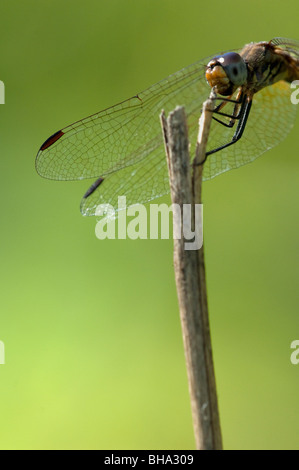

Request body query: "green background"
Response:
[0, 0, 298, 450]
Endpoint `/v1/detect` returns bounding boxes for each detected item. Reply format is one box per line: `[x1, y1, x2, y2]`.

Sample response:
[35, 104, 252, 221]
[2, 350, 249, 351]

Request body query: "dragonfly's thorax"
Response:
[240, 41, 299, 93]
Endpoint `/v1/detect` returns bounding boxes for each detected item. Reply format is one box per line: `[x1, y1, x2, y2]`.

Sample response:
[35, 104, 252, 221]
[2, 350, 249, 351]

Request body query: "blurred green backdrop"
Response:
[0, 0, 298, 450]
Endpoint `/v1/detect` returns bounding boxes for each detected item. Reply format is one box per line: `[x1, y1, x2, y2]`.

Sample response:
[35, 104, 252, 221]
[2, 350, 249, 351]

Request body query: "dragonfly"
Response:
[36, 38, 299, 217]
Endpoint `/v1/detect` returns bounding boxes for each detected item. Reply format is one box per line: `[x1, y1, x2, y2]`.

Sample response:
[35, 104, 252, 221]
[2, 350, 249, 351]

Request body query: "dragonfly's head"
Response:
[206, 52, 247, 96]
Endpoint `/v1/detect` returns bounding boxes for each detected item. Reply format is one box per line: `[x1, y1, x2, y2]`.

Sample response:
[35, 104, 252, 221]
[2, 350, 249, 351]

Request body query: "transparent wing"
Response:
[35, 57, 213, 181]
[35, 42, 298, 218]
[269, 37, 299, 57]
[202, 80, 298, 179]
[80, 79, 297, 217]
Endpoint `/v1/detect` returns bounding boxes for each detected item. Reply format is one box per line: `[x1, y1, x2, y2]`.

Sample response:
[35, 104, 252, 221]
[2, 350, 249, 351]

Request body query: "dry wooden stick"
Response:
[160, 91, 222, 450]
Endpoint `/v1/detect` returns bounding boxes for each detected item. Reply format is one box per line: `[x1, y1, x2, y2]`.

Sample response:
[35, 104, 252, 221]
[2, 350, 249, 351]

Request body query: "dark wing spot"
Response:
[40, 130, 64, 151]
[83, 177, 104, 199]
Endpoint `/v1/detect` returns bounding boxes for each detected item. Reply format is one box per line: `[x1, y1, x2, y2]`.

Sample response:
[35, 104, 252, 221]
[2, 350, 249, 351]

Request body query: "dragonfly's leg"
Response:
[212, 115, 238, 128]
[211, 89, 244, 112]
[212, 96, 242, 104]
[209, 90, 244, 128]
[210, 104, 242, 128]
[212, 94, 243, 109]
[197, 98, 252, 164]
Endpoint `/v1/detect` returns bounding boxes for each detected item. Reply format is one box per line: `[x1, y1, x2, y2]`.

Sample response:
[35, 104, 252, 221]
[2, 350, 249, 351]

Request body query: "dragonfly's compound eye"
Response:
[206, 52, 247, 96]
